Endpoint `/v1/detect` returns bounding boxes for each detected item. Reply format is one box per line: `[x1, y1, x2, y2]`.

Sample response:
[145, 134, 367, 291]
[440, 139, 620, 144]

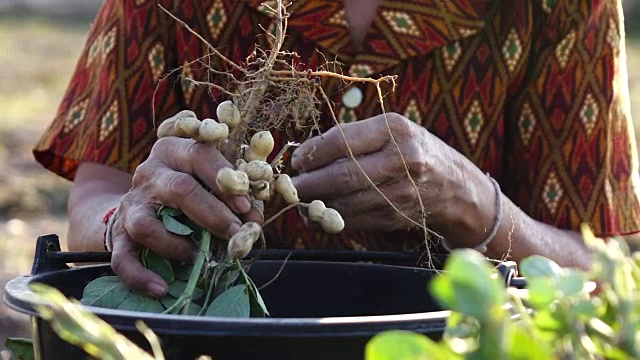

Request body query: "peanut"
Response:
[216, 100, 241, 128]
[275, 174, 299, 204]
[216, 168, 250, 196]
[227, 222, 262, 259]
[319, 208, 345, 234]
[198, 119, 229, 143]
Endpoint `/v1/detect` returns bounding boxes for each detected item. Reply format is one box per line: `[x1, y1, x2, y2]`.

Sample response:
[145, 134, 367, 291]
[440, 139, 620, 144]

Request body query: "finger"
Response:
[121, 201, 198, 262]
[325, 182, 418, 222]
[341, 209, 408, 232]
[152, 170, 243, 239]
[292, 151, 401, 201]
[150, 137, 251, 214]
[110, 219, 168, 297]
[291, 114, 393, 172]
[242, 200, 264, 224]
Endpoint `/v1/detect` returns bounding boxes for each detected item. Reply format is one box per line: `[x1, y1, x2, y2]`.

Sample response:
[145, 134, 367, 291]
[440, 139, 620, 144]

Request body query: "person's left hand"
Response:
[290, 113, 494, 238]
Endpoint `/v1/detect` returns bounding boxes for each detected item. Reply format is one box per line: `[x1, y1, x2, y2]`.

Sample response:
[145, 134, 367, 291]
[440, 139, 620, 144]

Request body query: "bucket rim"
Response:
[4, 262, 451, 337]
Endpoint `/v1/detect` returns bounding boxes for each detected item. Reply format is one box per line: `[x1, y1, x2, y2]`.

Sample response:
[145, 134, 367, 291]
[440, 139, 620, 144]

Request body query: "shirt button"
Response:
[342, 86, 363, 109]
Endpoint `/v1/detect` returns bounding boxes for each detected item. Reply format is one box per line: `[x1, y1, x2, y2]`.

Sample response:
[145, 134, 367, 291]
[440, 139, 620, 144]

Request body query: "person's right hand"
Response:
[110, 136, 262, 297]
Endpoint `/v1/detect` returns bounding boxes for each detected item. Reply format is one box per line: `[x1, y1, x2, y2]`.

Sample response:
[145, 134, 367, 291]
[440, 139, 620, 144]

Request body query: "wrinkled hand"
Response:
[110, 137, 262, 297]
[291, 113, 489, 235]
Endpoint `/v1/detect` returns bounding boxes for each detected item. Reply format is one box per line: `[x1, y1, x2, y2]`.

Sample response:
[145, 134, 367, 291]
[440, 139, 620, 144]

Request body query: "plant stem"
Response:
[162, 231, 211, 315]
[180, 231, 211, 315]
[507, 287, 534, 326]
[224, 0, 286, 160]
[199, 263, 223, 316]
[270, 142, 300, 168]
[263, 202, 301, 227]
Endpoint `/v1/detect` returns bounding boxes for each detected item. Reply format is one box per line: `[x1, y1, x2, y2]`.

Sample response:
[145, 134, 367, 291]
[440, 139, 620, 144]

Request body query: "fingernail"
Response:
[147, 282, 167, 297]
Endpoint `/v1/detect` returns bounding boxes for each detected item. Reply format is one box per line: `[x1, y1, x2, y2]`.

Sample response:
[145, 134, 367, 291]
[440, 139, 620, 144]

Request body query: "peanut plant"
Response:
[79, 0, 410, 317]
[366, 226, 640, 360]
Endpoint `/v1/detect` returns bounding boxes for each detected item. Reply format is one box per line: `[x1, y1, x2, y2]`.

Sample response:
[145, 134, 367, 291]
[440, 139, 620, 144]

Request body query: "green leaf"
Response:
[185, 302, 203, 316]
[584, 297, 604, 318]
[432, 275, 496, 322]
[533, 308, 563, 332]
[365, 330, 461, 360]
[526, 277, 557, 309]
[556, 269, 587, 297]
[81, 276, 131, 308]
[233, 263, 270, 317]
[205, 285, 250, 317]
[116, 291, 164, 313]
[245, 275, 270, 317]
[160, 295, 178, 310]
[168, 280, 203, 300]
[4, 338, 34, 360]
[526, 269, 587, 310]
[162, 214, 193, 236]
[444, 312, 479, 340]
[143, 250, 175, 284]
[505, 325, 554, 359]
[158, 206, 182, 217]
[430, 249, 505, 322]
[174, 264, 194, 281]
[249, 286, 269, 317]
[603, 347, 633, 360]
[213, 269, 240, 298]
[520, 256, 564, 279]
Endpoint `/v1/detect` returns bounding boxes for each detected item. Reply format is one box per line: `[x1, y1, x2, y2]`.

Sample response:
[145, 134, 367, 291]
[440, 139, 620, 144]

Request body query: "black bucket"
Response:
[4, 235, 522, 360]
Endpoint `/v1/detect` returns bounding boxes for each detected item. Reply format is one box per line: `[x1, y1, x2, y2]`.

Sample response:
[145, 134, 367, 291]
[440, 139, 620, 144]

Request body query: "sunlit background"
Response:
[1, 0, 640, 354]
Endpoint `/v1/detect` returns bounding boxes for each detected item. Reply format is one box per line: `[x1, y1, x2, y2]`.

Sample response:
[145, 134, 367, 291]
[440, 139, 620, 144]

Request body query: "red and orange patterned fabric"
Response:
[34, 0, 640, 252]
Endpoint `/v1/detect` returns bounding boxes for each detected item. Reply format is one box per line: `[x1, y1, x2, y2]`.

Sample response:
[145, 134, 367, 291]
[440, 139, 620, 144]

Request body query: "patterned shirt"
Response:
[34, 0, 640, 253]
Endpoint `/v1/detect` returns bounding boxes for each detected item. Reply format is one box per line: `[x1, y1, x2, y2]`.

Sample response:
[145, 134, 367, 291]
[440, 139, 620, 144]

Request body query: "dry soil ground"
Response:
[0, 13, 88, 355]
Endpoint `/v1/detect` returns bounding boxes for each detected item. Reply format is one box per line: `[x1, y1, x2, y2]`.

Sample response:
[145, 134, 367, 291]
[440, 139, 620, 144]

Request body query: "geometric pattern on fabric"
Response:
[502, 28, 523, 74]
[33, 0, 640, 254]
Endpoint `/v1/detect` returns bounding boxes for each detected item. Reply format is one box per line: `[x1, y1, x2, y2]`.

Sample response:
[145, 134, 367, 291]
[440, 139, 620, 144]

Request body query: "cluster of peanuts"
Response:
[157, 100, 345, 260]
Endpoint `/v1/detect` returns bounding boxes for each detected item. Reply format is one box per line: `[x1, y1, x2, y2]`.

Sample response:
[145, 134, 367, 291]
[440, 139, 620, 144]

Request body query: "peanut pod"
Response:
[157, 110, 197, 138]
[216, 168, 250, 196]
[175, 116, 202, 138]
[248, 131, 275, 161]
[227, 222, 262, 259]
[238, 160, 273, 181]
[251, 180, 270, 201]
[198, 118, 229, 143]
[319, 208, 345, 234]
[308, 200, 326, 222]
[244, 148, 265, 162]
[275, 174, 299, 204]
[216, 100, 241, 128]
[157, 118, 178, 138]
[235, 159, 247, 169]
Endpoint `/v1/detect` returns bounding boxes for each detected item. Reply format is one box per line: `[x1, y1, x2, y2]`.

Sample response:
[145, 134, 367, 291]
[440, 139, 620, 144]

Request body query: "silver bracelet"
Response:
[441, 174, 503, 254]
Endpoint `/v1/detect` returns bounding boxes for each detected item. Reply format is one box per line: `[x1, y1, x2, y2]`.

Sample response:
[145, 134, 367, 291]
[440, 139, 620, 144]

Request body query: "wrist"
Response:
[431, 168, 499, 251]
[103, 207, 118, 251]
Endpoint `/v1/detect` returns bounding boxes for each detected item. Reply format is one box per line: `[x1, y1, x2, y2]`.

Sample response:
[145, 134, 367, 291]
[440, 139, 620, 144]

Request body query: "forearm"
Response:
[67, 162, 132, 252]
[67, 192, 123, 252]
[433, 154, 591, 270]
[486, 195, 590, 270]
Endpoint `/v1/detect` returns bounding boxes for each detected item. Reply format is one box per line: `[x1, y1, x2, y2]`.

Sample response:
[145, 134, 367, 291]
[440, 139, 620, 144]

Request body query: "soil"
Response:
[0, 125, 70, 353]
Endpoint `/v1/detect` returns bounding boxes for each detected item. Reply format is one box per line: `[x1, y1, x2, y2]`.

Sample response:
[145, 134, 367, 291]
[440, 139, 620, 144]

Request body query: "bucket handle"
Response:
[30, 235, 526, 288]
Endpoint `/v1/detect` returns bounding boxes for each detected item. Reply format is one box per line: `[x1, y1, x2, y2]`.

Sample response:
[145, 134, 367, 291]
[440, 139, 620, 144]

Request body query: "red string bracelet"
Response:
[103, 207, 118, 251]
